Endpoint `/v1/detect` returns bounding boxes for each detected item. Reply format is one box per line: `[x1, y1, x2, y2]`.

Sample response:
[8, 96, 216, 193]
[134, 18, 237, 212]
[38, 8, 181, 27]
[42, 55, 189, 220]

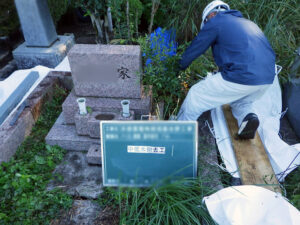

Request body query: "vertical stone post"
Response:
[14, 0, 58, 47]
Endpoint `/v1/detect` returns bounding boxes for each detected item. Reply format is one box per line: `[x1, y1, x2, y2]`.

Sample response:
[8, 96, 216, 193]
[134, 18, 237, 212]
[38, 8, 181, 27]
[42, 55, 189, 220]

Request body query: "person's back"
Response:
[180, 10, 276, 86]
[211, 10, 276, 85]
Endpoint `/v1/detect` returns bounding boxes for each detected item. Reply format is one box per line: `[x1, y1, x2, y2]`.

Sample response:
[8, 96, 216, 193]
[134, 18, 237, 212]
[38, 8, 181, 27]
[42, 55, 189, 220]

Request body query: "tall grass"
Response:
[100, 178, 218, 225]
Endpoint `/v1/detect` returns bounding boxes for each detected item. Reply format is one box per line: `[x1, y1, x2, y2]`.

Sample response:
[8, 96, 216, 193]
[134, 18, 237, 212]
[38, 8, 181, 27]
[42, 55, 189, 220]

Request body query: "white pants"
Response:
[177, 72, 271, 125]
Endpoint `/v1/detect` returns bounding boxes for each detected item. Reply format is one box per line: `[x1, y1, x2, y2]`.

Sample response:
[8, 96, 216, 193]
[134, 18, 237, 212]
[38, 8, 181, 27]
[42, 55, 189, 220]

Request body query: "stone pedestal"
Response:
[14, 0, 58, 47]
[13, 35, 75, 69]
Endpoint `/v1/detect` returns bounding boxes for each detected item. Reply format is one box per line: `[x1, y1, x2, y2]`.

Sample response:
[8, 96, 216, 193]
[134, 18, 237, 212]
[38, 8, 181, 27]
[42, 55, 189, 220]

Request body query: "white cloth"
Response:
[210, 75, 300, 181]
[203, 185, 300, 225]
[177, 72, 270, 122]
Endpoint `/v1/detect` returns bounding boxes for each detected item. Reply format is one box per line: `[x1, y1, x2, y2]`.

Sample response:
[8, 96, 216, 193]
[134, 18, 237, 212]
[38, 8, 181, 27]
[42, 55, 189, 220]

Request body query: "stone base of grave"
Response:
[87, 144, 101, 165]
[62, 89, 152, 124]
[13, 35, 75, 69]
[45, 113, 99, 151]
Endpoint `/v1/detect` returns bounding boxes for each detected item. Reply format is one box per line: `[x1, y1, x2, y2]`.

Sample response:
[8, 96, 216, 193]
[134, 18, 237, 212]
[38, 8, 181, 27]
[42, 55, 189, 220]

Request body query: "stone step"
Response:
[75, 109, 135, 138]
[62, 89, 151, 124]
[87, 144, 101, 165]
[45, 113, 99, 151]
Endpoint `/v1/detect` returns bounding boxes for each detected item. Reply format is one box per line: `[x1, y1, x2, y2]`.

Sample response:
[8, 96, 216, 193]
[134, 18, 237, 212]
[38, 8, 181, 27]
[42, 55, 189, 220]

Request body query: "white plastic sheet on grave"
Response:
[0, 56, 71, 126]
[0, 66, 51, 125]
[211, 66, 300, 181]
[203, 185, 300, 225]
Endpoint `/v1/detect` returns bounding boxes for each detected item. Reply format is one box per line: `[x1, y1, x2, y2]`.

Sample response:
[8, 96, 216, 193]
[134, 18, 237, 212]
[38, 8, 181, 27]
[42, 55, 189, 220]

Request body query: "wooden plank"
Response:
[223, 105, 282, 193]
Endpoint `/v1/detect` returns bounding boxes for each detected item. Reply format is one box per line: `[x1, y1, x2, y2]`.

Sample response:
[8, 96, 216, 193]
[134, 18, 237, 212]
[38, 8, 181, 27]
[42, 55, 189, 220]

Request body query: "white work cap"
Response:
[200, 0, 230, 30]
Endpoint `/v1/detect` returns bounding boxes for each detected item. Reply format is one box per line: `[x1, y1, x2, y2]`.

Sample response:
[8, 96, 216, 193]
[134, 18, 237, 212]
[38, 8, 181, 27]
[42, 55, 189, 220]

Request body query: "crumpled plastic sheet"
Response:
[203, 185, 300, 225]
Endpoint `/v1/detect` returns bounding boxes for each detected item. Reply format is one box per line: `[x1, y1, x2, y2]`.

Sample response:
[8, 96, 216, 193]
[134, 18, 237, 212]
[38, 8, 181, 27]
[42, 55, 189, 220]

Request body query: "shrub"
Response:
[0, 0, 69, 37]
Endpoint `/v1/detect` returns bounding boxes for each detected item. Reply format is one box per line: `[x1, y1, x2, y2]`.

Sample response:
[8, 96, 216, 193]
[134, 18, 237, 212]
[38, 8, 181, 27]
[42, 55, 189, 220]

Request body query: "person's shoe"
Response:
[237, 113, 259, 139]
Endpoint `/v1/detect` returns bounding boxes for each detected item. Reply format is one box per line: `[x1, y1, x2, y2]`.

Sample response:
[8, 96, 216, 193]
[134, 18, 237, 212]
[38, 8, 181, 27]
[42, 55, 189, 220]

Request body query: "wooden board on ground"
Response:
[223, 105, 282, 193]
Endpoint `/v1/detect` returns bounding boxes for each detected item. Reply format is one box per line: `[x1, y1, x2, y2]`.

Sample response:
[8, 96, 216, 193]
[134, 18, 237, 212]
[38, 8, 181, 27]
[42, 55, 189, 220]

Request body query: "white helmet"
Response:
[200, 1, 230, 29]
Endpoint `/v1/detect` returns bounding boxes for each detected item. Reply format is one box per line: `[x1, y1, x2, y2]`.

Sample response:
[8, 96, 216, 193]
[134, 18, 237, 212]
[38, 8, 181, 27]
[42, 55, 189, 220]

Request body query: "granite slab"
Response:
[45, 113, 99, 151]
[13, 35, 75, 69]
[87, 144, 101, 165]
[62, 89, 151, 124]
[68, 44, 142, 98]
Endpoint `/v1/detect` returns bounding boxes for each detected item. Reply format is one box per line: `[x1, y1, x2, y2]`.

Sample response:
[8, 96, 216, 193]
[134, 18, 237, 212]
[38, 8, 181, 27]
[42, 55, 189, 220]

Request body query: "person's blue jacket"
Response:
[180, 10, 276, 85]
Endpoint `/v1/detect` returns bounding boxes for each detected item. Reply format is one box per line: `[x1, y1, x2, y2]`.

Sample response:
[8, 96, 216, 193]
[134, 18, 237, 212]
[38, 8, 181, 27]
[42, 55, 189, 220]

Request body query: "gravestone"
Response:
[46, 44, 152, 159]
[69, 44, 142, 98]
[13, 0, 74, 68]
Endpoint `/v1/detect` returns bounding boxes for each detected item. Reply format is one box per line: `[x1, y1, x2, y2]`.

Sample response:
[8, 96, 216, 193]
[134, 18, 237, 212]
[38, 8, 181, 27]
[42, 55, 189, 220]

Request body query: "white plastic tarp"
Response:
[0, 56, 71, 126]
[203, 185, 300, 225]
[211, 75, 300, 181]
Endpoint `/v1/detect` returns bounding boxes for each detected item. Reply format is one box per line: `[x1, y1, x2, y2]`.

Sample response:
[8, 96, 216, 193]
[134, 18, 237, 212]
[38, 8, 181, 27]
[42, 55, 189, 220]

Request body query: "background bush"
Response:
[0, 0, 69, 37]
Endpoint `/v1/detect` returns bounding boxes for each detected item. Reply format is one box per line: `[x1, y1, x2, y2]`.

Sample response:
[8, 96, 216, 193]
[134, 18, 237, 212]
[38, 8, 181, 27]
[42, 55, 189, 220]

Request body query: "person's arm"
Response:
[179, 22, 219, 70]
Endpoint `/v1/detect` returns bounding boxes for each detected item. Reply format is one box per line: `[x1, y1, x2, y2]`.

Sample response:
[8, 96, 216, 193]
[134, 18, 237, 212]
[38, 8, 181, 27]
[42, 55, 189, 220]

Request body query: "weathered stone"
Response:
[45, 113, 99, 151]
[87, 144, 101, 165]
[0, 109, 35, 163]
[0, 75, 61, 163]
[52, 200, 102, 225]
[28, 76, 58, 122]
[48, 70, 73, 91]
[88, 110, 135, 138]
[47, 151, 103, 199]
[62, 89, 151, 124]
[13, 35, 75, 69]
[68, 44, 142, 98]
[74, 112, 90, 136]
[14, 0, 58, 47]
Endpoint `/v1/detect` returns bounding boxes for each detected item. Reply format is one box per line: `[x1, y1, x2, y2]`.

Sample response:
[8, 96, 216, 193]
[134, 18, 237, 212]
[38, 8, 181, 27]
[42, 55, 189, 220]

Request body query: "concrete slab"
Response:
[68, 44, 142, 98]
[47, 151, 103, 199]
[87, 144, 101, 165]
[62, 89, 151, 124]
[13, 35, 75, 69]
[0, 109, 35, 163]
[45, 113, 99, 151]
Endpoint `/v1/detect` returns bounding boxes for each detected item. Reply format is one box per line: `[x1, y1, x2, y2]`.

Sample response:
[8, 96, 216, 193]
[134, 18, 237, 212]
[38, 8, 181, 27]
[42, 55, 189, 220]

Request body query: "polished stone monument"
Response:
[13, 0, 74, 69]
[46, 44, 152, 165]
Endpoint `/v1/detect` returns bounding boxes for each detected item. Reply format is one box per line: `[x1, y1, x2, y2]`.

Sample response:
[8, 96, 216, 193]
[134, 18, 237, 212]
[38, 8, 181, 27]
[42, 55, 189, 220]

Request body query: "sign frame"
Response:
[100, 120, 198, 187]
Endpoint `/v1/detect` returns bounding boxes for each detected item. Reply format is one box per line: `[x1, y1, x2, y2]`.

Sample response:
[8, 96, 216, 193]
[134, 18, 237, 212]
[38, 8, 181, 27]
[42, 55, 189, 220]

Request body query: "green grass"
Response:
[98, 178, 217, 225]
[283, 168, 300, 209]
[0, 85, 72, 225]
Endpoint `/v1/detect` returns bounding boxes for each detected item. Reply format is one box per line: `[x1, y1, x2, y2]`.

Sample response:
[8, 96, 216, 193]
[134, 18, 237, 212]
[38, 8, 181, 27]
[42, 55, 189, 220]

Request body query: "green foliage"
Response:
[0, 0, 69, 36]
[48, 0, 69, 25]
[110, 0, 144, 39]
[138, 34, 191, 119]
[98, 178, 216, 225]
[0, 86, 72, 225]
[0, 0, 19, 36]
[284, 168, 300, 209]
[73, 0, 108, 17]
